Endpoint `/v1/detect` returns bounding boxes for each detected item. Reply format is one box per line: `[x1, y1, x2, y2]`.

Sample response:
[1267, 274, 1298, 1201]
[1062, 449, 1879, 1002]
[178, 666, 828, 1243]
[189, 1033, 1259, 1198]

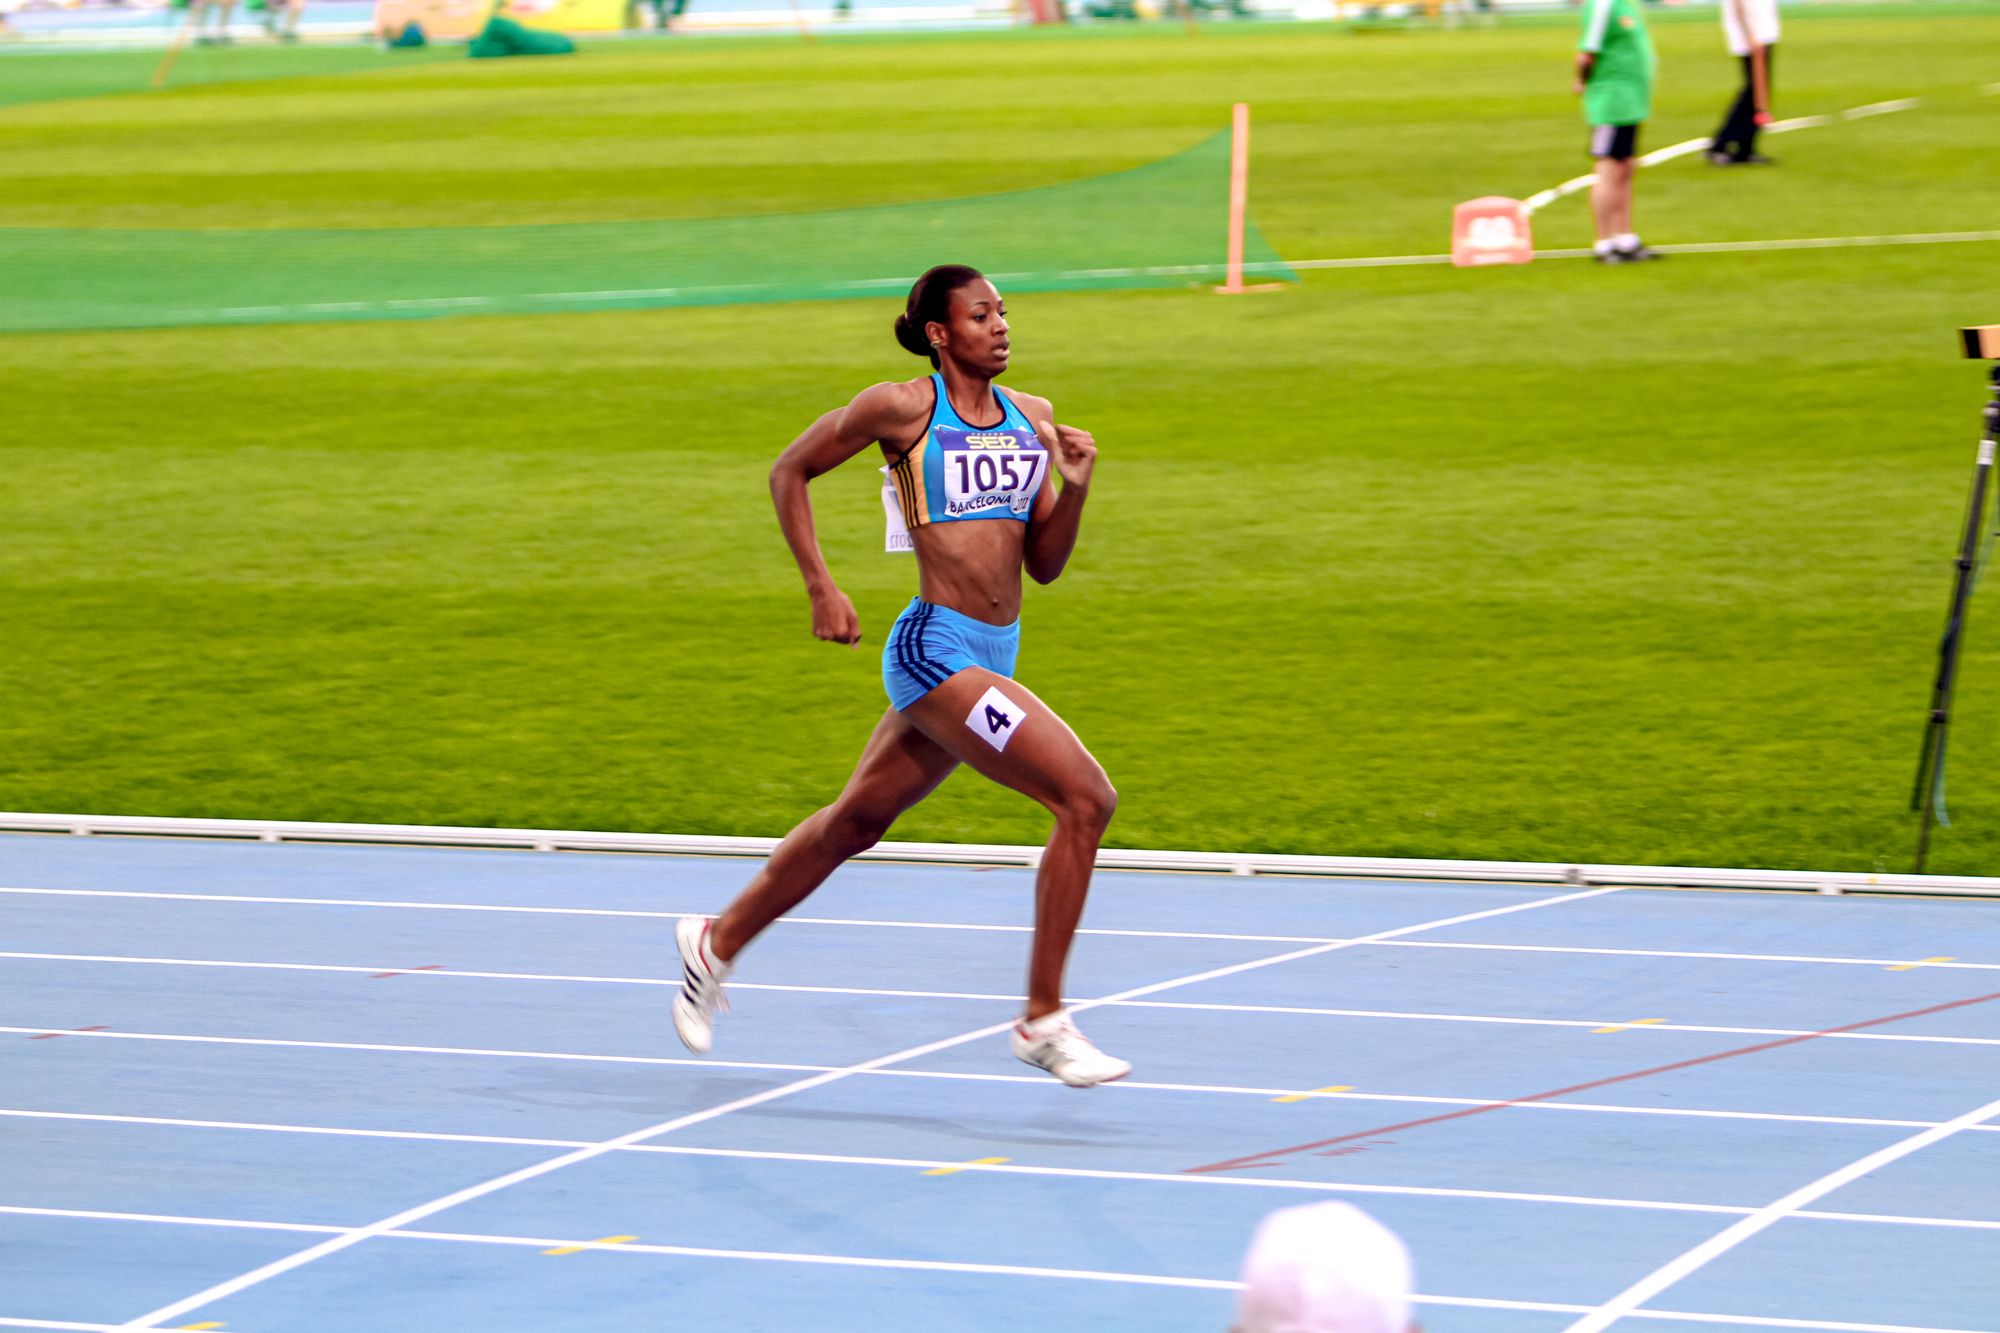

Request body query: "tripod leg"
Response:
[1910, 715, 1939, 813]
[1914, 722, 1951, 872]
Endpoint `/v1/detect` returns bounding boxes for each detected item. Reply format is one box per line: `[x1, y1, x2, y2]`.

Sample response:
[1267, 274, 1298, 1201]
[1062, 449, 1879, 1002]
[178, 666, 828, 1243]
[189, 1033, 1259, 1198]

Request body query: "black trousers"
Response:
[1712, 46, 1776, 159]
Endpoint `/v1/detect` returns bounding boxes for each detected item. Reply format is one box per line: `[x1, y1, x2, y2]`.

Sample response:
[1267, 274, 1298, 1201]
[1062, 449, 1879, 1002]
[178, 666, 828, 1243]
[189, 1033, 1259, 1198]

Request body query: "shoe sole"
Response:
[1015, 1049, 1133, 1088]
[673, 917, 715, 1054]
[1058, 1066, 1133, 1089]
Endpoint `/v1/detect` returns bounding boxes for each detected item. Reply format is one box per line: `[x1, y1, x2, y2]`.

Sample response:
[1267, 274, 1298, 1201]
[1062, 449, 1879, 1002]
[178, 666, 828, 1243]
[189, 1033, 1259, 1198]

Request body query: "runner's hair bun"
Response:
[895, 264, 985, 368]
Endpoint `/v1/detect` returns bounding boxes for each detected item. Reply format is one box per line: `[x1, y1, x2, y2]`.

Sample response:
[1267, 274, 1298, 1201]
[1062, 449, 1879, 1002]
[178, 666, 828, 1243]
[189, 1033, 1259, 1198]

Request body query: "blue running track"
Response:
[3, 833, 1998, 1331]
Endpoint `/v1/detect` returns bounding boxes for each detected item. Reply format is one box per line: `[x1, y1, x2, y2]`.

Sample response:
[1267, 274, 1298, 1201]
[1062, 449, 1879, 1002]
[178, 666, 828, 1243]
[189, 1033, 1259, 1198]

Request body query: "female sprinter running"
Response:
[672, 263, 1128, 1088]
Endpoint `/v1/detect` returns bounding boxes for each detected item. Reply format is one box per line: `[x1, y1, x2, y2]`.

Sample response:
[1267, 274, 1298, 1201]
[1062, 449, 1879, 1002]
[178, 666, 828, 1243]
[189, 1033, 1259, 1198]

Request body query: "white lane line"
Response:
[16, 1025, 2000, 1134]
[12, 950, 1997, 1048]
[1802, 1209, 2000, 1234]
[5, 1205, 1219, 1294]
[1116, 998, 2000, 1048]
[109, 1017, 1029, 1327]
[3, 1207, 1990, 1333]
[0, 1024, 827, 1072]
[884, 1071, 2000, 1136]
[0, 887, 1328, 945]
[1371, 938, 2000, 973]
[383, 1226, 1249, 1289]
[629, 1149, 2000, 1233]
[1561, 1093, 2000, 1333]
[879, 1073, 2000, 1134]
[0, 1108, 584, 1149]
[0, 950, 1019, 997]
[111, 884, 1622, 1328]
[0, 1204, 341, 1236]
[1457, 1307, 1987, 1333]
[13, 1067, 1998, 1136]
[0, 1184, 1739, 1234]
[0, 1116, 1793, 1221]
[9, 886, 1999, 972]
[16, 1117, 1998, 1232]
[17, 1028, 2000, 1136]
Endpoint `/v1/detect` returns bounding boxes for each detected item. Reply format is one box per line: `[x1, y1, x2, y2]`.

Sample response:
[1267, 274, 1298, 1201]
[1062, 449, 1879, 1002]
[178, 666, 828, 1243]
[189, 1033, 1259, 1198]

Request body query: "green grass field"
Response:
[2, 7, 1997, 874]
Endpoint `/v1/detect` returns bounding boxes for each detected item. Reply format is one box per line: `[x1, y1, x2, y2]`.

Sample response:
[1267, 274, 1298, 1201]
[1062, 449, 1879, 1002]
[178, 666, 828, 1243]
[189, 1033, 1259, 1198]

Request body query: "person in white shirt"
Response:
[1708, 0, 1780, 164]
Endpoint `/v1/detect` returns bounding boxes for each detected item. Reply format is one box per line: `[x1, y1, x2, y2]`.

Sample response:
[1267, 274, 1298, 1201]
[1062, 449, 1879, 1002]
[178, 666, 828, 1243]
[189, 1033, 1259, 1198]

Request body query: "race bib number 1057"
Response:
[941, 436, 1043, 519]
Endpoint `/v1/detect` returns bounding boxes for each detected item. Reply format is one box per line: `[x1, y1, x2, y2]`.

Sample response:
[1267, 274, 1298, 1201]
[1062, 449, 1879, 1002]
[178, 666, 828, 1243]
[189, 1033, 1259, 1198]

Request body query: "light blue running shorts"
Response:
[882, 597, 1021, 711]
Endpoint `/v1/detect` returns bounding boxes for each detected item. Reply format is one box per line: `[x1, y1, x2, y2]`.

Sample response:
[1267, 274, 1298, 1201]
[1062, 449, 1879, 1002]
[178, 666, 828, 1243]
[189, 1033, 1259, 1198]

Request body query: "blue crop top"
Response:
[886, 374, 1048, 531]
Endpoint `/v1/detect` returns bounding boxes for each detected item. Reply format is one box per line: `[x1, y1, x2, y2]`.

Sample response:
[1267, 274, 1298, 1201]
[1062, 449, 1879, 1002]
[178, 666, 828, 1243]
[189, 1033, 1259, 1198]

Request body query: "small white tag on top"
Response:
[880, 466, 913, 554]
[965, 685, 1028, 752]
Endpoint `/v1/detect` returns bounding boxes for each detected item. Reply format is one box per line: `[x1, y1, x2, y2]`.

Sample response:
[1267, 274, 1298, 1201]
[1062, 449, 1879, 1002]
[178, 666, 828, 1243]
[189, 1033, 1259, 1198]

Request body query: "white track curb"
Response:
[1, 811, 1992, 898]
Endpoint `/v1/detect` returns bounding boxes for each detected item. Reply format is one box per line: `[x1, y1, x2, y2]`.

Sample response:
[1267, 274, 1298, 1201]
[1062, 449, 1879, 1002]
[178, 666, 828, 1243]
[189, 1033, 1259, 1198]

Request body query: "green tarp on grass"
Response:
[0, 132, 1291, 332]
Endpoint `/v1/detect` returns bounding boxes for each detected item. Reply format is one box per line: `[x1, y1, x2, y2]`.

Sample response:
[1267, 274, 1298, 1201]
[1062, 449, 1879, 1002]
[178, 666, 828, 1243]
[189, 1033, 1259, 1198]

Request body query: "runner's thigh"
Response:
[902, 668, 1108, 812]
[837, 706, 961, 818]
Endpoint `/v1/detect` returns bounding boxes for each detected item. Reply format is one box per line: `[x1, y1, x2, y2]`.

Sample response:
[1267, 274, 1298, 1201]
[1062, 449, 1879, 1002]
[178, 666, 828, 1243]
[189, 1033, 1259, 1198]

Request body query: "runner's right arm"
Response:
[769, 381, 927, 646]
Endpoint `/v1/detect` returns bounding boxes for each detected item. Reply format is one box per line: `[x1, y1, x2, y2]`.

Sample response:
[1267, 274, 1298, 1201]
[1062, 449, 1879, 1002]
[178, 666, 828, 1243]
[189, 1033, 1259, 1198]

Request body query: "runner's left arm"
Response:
[1023, 400, 1096, 586]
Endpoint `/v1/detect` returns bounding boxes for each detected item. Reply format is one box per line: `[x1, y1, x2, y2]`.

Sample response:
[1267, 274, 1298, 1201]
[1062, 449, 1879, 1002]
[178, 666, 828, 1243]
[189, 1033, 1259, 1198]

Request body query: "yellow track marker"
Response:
[922, 1156, 1009, 1177]
[1590, 1017, 1667, 1035]
[541, 1234, 637, 1256]
[1887, 956, 1955, 971]
[1272, 1084, 1353, 1104]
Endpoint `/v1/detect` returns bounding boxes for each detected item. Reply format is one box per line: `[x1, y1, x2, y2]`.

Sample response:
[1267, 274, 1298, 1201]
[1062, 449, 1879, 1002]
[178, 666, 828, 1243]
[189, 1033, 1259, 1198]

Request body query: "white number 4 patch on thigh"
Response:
[965, 685, 1028, 752]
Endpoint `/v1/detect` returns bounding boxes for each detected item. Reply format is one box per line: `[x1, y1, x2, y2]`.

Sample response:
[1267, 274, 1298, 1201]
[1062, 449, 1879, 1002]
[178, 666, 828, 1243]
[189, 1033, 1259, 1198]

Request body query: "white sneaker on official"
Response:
[673, 916, 731, 1054]
[1012, 1011, 1131, 1088]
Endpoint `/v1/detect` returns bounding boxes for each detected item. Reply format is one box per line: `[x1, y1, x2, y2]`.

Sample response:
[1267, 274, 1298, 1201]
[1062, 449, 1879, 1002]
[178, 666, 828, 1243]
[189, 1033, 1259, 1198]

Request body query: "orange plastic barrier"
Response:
[1451, 196, 1534, 268]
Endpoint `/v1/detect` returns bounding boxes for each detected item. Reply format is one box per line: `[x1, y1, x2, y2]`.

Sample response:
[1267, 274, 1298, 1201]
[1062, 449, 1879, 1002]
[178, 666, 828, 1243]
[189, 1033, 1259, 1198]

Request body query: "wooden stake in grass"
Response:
[152, 7, 199, 89]
[1216, 102, 1285, 295]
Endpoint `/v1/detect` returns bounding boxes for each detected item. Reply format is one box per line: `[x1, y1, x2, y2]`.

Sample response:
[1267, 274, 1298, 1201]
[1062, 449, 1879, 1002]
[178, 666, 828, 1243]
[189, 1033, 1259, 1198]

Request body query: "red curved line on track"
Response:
[1185, 988, 2000, 1175]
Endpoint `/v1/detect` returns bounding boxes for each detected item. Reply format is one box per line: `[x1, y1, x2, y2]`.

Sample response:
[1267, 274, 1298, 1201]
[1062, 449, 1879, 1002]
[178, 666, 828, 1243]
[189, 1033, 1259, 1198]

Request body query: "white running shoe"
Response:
[1012, 1010, 1131, 1088]
[673, 916, 731, 1054]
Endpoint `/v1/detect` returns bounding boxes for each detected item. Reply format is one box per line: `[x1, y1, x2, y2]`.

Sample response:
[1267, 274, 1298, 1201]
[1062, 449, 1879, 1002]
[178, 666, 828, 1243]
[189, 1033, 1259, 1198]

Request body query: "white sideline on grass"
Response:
[1521, 90, 1928, 213]
[3, 811, 1995, 896]
[171, 227, 2000, 322]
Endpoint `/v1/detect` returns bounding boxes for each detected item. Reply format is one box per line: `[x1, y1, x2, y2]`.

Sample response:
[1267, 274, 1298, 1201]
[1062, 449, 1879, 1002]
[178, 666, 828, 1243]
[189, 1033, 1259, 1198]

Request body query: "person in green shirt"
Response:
[1574, 0, 1660, 263]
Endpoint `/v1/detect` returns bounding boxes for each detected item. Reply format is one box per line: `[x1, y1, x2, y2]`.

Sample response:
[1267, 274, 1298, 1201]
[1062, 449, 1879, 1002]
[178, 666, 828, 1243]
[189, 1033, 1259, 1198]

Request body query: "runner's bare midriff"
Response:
[911, 520, 1027, 625]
